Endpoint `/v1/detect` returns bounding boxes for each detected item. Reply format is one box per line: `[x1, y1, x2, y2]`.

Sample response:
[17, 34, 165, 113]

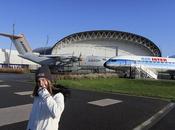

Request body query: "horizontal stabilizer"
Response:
[0, 33, 22, 39]
[0, 33, 32, 55]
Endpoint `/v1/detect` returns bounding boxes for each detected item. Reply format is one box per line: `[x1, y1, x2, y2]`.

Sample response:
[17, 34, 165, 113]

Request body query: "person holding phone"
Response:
[27, 65, 70, 130]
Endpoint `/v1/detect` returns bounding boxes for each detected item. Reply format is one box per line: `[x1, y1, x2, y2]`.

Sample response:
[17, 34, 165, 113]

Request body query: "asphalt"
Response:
[149, 107, 175, 130]
[0, 73, 174, 130]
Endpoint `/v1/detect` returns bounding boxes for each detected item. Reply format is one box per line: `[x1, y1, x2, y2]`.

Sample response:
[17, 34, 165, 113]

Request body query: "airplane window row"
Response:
[137, 60, 175, 64]
[109, 59, 175, 65]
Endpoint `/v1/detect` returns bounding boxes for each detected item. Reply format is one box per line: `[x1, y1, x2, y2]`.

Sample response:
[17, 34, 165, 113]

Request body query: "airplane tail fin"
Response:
[0, 33, 32, 55]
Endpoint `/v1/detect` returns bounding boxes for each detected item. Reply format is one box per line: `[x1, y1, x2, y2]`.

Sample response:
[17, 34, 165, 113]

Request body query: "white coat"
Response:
[27, 88, 64, 130]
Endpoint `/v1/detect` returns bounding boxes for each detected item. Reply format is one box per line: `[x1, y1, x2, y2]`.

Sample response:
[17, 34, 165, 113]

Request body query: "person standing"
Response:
[27, 65, 70, 130]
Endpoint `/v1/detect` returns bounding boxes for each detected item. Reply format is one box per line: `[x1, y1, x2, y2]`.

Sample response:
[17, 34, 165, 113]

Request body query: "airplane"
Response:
[0, 33, 82, 68]
[104, 55, 175, 79]
[0, 33, 108, 73]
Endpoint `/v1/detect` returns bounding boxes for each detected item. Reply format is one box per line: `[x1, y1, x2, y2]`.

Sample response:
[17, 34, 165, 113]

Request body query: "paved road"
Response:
[0, 73, 174, 130]
[149, 107, 175, 130]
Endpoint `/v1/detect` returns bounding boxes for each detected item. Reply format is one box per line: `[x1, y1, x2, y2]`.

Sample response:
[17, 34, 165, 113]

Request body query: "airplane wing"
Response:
[18, 53, 55, 65]
[19, 53, 82, 66]
[40, 53, 82, 62]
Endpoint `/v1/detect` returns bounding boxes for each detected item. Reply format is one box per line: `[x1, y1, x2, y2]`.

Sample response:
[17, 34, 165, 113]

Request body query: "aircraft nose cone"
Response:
[104, 62, 107, 67]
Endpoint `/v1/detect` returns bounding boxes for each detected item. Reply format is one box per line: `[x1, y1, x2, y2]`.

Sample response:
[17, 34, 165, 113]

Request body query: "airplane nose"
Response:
[104, 62, 107, 67]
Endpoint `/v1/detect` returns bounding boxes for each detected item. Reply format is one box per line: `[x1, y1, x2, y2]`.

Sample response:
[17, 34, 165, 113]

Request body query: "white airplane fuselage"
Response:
[104, 55, 175, 72]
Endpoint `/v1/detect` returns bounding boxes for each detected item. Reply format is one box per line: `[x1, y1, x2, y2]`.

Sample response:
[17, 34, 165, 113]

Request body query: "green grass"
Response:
[56, 78, 175, 101]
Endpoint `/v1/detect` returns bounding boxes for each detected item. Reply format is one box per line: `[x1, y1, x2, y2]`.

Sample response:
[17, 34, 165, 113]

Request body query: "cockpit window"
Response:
[110, 59, 117, 62]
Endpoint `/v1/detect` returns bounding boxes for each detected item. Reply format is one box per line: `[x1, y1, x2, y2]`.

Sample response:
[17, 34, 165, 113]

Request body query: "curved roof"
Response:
[52, 30, 161, 57]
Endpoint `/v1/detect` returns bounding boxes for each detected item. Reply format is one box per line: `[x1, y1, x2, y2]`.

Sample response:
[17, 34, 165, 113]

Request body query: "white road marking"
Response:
[88, 98, 122, 107]
[133, 103, 175, 130]
[15, 91, 33, 96]
[0, 104, 32, 126]
[0, 85, 11, 88]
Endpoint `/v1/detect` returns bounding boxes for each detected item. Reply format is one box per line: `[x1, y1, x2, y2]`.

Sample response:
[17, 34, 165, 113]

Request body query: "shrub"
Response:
[53, 73, 118, 80]
[0, 68, 29, 73]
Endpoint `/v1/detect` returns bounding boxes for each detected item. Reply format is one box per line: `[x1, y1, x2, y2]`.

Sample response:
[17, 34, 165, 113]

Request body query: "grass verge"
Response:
[56, 78, 175, 101]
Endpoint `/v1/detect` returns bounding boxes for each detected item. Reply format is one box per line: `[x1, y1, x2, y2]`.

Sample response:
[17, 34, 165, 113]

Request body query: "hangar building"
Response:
[51, 30, 161, 57]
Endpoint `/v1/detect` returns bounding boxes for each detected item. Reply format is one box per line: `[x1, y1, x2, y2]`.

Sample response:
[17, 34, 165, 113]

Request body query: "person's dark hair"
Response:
[52, 84, 71, 101]
[33, 80, 71, 101]
[33, 65, 71, 100]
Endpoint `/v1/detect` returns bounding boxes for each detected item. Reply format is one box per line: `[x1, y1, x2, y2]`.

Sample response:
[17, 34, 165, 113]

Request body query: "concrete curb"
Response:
[133, 102, 175, 130]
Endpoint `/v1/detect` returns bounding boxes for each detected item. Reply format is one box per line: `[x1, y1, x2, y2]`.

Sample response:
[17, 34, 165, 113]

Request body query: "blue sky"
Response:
[0, 0, 175, 56]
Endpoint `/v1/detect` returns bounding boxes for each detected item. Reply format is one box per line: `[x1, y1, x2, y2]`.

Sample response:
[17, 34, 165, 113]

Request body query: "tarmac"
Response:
[0, 73, 174, 130]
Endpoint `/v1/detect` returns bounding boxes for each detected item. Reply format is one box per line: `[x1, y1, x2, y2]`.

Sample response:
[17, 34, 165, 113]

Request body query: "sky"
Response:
[0, 0, 175, 56]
